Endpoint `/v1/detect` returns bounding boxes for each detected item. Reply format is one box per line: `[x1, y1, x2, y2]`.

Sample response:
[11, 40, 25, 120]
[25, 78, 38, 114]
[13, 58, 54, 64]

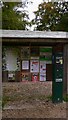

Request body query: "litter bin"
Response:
[52, 52, 63, 103]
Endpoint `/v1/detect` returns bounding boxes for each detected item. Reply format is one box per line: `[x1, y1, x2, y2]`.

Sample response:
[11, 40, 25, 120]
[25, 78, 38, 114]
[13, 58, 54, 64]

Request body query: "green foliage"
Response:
[2, 96, 9, 108]
[55, 13, 68, 32]
[63, 94, 68, 102]
[32, 2, 68, 31]
[2, 2, 29, 30]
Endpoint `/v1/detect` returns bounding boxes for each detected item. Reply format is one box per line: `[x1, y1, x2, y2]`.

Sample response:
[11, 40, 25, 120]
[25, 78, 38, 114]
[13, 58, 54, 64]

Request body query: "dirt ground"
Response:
[2, 82, 67, 118]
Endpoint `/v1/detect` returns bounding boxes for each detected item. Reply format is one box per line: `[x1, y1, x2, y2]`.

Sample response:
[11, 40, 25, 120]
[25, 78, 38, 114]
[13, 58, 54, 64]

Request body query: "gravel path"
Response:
[2, 82, 67, 118]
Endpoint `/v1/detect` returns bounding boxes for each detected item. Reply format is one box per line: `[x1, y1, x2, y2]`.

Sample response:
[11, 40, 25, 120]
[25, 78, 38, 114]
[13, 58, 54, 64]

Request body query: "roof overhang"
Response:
[0, 30, 68, 44]
[0, 30, 68, 38]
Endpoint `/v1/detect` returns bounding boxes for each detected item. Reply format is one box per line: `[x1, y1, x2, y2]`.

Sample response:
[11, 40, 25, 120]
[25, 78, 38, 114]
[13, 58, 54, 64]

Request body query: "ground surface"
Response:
[2, 82, 67, 118]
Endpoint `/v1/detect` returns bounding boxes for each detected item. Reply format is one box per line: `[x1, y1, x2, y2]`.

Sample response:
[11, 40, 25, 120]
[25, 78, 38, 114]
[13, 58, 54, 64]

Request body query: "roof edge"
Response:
[0, 30, 68, 39]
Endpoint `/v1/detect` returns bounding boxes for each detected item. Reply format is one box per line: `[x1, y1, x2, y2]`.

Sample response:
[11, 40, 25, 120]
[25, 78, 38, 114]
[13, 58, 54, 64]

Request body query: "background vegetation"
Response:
[1, 1, 68, 31]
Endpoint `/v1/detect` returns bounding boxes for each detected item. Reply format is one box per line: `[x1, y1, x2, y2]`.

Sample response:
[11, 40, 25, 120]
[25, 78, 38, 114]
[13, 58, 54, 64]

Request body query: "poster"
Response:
[40, 61, 46, 81]
[21, 72, 30, 81]
[8, 72, 15, 81]
[32, 73, 39, 81]
[40, 47, 52, 63]
[40, 61, 46, 74]
[30, 60, 39, 72]
[22, 61, 29, 70]
[40, 73, 46, 81]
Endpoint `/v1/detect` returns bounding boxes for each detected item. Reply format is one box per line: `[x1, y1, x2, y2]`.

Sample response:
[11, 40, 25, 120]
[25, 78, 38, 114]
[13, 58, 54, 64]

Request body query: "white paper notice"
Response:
[30, 60, 39, 72]
[22, 61, 29, 70]
[40, 74, 46, 81]
[8, 73, 13, 78]
[40, 61, 46, 74]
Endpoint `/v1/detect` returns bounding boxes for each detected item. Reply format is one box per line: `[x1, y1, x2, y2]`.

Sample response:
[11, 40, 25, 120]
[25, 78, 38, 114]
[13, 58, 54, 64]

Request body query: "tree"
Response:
[55, 13, 68, 32]
[2, 2, 29, 30]
[32, 2, 68, 31]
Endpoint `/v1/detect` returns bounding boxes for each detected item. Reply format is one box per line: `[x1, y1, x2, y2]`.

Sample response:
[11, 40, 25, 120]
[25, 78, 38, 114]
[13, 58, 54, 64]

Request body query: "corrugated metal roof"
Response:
[0, 30, 68, 39]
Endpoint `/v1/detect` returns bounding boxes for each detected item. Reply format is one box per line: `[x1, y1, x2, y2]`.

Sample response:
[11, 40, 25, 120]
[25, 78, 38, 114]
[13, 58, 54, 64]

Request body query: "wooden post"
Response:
[63, 44, 68, 95]
[0, 39, 2, 119]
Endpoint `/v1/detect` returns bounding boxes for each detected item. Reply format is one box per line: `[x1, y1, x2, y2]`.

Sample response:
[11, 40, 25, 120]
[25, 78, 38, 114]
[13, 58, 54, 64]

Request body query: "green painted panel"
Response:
[52, 82, 63, 103]
[40, 56, 52, 61]
[40, 47, 52, 52]
[52, 52, 63, 103]
[40, 47, 52, 62]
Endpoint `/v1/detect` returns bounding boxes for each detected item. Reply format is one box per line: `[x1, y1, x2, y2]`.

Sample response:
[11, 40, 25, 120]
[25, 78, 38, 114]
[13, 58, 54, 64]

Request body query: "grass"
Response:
[2, 94, 52, 108]
[63, 94, 68, 102]
[2, 96, 10, 108]
[2, 94, 68, 108]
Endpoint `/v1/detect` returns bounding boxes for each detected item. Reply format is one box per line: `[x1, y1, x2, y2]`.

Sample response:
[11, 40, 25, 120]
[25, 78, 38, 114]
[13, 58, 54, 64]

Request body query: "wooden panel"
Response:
[53, 45, 63, 52]
[30, 46, 39, 56]
[2, 71, 8, 82]
[15, 71, 21, 82]
[46, 64, 52, 81]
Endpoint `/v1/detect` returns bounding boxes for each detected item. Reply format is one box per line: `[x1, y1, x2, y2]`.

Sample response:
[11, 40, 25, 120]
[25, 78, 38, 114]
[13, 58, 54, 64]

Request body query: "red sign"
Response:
[32, 73, 39, 82]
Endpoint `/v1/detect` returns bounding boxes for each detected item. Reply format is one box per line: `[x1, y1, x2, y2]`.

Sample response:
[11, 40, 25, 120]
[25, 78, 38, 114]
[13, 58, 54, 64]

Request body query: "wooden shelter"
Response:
[0, 30, 68, 94]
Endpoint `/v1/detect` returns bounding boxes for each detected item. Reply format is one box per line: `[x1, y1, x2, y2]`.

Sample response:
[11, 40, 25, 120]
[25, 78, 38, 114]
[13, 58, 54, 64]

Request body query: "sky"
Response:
[17, 0, 49, 30]
[25, 0, 50, 21]
[22, 0, 68, 30]
[23, 0, 68, 21]
[25, 0, 45, 20]
[21, 0, 46, 30]
[22, 0, 68, 21]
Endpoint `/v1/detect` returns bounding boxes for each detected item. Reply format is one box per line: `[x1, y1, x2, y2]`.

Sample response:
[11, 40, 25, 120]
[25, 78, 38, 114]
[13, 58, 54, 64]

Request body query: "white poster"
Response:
[30, 60, 39, 72]
[22, 61, 29, 70]
[40, 61, 46, 74]
[40, 74, 46, 81]
[8, 73, 14, 78]
[6, 48, 19, 71]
